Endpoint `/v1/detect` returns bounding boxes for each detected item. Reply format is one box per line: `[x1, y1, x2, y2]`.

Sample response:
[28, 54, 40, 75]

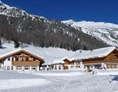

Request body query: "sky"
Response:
[2, 0, 118, 24]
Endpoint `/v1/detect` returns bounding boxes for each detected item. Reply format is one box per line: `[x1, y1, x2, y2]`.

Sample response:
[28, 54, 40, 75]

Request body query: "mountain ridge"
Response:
[0, 1, 108, 50]
[62, 20, 118, 47]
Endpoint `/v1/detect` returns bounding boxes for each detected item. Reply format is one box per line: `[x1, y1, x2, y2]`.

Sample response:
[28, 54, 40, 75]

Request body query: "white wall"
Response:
[80, 61, 84, 70]
[3, 57, 12, 70]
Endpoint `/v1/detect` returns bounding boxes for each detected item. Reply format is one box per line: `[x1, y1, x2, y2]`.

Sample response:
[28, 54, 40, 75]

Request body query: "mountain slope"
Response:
[62, 20, 118, 47]
[0, 1, 108, 50]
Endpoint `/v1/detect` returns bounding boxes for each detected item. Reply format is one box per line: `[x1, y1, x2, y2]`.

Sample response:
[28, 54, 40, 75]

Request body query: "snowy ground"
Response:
[1, 70, 118, 92]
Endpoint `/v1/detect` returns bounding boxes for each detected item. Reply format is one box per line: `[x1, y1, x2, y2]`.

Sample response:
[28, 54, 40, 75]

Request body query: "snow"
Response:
[0, 71, 50, 91]
[70, 46, 115, 60]
[0, 0, 11, 9]
[62, 20, 118, 28]
[0, 42, 116, 64]
[33, 70, 85, 76]
[97, 70, 118, 75]
[0, 79, 49, 90]
[1, 70, 118, 92]
[50, 57, 69, 64]
[62, 20, 118, 47]
[0, 42, 77, 64]
[0, 48, 22, 58]
[23, 46, 77, 64]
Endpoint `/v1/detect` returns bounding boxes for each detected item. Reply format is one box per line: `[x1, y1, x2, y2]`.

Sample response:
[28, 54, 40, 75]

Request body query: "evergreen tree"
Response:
[14, 39, 20, 48]
[0, 39, 2, 48]
[83, 45, 87, 50]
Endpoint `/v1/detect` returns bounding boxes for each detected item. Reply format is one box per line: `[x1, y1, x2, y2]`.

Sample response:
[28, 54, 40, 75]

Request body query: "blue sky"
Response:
[2, 0, 118, 24]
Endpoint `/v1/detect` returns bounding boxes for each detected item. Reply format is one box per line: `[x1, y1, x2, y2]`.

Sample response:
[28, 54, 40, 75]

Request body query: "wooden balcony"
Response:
[12, 61, 40, 66]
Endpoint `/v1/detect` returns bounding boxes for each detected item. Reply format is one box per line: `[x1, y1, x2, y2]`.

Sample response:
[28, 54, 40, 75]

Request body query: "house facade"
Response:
[71, 47, 118, 72]
[47, 58, 80, 70]
[63, 58, 80, 70]
[0, 49, 44, 71]
[83, 49, 118, 71]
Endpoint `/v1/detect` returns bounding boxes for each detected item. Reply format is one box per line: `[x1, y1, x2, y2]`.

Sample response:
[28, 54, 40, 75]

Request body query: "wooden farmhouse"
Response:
[71, 47, 118, 72]
[0, 49, 44, 71]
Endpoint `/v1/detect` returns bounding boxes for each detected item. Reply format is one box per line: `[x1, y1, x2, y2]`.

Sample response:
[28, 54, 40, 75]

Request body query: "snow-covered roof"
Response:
[0, 43, 77, 64]
[0, 48, 44, 61]
[1, 43, 115, 64]
[42, 57, 70, 65]
[0, 48, 22, 58]
[51, 57, 69, 64]
[70, 47, 116, 61]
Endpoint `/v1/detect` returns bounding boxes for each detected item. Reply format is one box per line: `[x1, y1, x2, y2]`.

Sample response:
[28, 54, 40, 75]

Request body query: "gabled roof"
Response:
[51, 57, 69, 64]
[43, 57, 69, 65]
[70, 47, 116, 61]
[0, 43, 78, 64]
[0, 48, 44, 61]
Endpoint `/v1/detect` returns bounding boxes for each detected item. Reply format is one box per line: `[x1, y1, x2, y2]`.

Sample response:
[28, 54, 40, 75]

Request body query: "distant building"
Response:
[44, 57, 80, 71]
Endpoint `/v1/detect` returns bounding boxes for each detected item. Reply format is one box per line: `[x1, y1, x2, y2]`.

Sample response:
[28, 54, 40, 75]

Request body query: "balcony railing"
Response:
[12, 61, 40, 65]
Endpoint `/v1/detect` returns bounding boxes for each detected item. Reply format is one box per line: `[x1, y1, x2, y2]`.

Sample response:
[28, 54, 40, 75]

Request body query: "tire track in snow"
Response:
[44, 50, 53, 57]
[79, 79, 89, 92]
[58, 80, 71, 92]
[101, 80, 114, 92]
[113, 90, 118, 92]
[58, 78, 89, 92]
[113, 89, 118, 92]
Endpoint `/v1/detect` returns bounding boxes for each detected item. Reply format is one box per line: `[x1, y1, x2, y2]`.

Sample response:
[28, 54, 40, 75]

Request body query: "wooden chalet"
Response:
[71, 47, 118, 72]
[0, 49, 44, 71]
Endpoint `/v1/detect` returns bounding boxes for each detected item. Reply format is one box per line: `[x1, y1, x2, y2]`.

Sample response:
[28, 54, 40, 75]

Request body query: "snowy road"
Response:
[0, 71, 118, 92]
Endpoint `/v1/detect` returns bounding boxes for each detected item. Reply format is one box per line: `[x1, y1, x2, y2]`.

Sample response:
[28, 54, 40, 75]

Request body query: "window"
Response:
[32, 68, 36, 70]
[16, 57, 18, 61]
[25, 68, 29, 70]
[33, 58, 36, 61]
[16, 66, 21, 70]
[25, 66, 29, 70]
[26, 58, 29, 61]
[8, 58, 10, 61]
[59, 66, 61, 70]
[11, 66, 13, 70]
[21, 58, 24, 61]
[7, 66, 10, 70]
[32, 66, 37, 70]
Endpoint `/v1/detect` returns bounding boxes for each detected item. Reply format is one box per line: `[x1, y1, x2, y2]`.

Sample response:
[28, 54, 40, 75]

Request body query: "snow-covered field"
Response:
[1, 42, 118, 92]
[1, 70, 118, 92]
